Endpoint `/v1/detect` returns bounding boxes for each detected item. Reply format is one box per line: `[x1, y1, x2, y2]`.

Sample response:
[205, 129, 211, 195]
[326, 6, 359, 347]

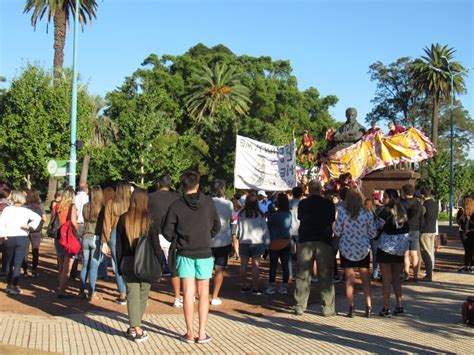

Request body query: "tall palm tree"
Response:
[24, 0, 98, 79]
[411, 43, 466, 147]
[186, 62, 251, 123]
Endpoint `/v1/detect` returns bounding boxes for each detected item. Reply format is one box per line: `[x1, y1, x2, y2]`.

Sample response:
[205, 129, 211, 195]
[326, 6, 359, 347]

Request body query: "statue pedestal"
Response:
[361, 170, 420, 198]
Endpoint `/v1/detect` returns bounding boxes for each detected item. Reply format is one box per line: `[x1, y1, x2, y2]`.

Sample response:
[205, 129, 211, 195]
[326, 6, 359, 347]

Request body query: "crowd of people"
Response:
[0, 173, 473, 344]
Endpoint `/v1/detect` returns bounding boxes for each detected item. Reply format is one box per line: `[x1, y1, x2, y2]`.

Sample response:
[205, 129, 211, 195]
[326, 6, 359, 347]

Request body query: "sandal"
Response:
[196, 335, 212, 344]
[181, 334, 195, 344]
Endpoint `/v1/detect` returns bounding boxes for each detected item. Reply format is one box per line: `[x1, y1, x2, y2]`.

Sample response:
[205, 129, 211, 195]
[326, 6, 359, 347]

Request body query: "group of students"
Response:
[1, 173, 473, 344]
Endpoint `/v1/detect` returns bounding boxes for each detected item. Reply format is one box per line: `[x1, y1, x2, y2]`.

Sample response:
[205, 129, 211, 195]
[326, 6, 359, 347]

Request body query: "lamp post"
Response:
[68, 0, 80, 189]
[429, 61, 472, 232]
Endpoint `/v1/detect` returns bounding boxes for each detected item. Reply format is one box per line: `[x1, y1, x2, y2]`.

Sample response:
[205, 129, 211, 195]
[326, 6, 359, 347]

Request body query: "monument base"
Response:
[361, 169, 420, 198]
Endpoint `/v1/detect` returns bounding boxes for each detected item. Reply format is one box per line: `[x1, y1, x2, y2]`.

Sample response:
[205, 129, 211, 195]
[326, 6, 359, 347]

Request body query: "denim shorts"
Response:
[407, 231, 420, 251]
[212, 245, 232, 267]
[176, 255, 214, 279]
[239, 243, 265, 258]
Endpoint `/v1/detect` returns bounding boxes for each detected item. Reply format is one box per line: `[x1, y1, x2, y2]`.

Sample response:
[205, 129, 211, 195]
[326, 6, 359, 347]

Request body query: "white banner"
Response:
[234, 135, 296, 191]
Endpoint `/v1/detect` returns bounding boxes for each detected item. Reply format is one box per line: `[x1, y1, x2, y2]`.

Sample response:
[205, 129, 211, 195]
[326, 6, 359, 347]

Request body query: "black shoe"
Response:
[393, 307, 404, 316]
[379, 307, 392, 318]
[251, 289, 263, 296]
[346, 306, 355, 318]
[240, 287, 251, 294]
[365, 306, 372, 318]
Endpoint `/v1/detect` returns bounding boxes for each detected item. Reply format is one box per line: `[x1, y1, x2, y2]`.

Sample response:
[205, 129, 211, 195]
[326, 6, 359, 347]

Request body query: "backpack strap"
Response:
[66, 205, 73, 221]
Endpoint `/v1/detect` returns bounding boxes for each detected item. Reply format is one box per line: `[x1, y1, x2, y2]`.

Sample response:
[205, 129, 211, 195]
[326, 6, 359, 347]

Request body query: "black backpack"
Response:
[47, 212, 60, 239]
[134, 235, 162, 282]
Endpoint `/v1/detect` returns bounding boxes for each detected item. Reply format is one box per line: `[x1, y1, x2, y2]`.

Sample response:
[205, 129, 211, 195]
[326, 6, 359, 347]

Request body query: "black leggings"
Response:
[269, 246, 291, 284]
[460, 232, 474, 267]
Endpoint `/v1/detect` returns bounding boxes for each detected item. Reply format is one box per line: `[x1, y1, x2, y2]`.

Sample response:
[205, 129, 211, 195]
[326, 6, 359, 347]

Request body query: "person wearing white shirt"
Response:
[0, 191, 41, 295]
[210, 180, 234, 306]
[74, 185, 89, 231]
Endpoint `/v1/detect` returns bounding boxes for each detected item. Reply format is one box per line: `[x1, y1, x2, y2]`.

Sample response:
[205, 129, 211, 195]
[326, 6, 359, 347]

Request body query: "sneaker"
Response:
[126, 327, 137, 339]
[115, 297, 127, 305]
[5, 285, 13, 294]
[252, 289, 263, 296]
[240, 287, 251, 294]
[458, 267, 469, 273]
[8, 286, 22, 295]
[210, 298, 222, 306]
[173, 298, 183, 308]
[400, 272, 409, 282]
[277, 285, 288, 294]
[294, 308, 304, 316]
[134, 330, 149, 343]
[379, 308, 392, 318]
[265, 285, 276, 295]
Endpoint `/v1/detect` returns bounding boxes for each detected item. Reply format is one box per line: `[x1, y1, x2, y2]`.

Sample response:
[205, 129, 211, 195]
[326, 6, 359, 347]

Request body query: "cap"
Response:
[257, 190, 267, 197]
[373, 192, 382, 202]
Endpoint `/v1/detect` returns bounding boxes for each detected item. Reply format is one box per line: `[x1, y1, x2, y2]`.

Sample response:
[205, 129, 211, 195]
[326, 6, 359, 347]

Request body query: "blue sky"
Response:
[1, 0, 473, 139]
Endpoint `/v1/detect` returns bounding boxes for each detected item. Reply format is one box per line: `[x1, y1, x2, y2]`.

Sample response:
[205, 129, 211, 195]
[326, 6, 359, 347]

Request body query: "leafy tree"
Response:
[366, 57, 422, 127]
[0, 64, 95, 189]
[186, 62, 251, 123]
[24, 0, 98, 79]
[411, 43, 467, 147]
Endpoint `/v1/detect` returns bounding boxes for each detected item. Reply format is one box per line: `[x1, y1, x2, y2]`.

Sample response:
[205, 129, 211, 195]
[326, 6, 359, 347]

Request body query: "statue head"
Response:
[345, 107, 357, 122]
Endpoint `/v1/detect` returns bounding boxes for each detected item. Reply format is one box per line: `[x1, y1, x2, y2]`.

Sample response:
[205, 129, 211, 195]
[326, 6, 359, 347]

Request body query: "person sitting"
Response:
[387, 121, 406, 136]
[298, 130, 315, 165]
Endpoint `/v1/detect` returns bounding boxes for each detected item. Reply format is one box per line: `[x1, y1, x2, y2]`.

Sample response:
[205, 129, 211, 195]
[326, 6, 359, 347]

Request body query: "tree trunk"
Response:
[53, 7, 67, 80]
[431, 94, 439, 147]
[46, 176, 58, 204]
[79, 155, 91, 186]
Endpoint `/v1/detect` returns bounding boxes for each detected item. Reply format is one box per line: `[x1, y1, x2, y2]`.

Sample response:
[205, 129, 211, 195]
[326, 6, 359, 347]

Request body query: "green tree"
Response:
[24, 0, 98, 79]
[0, 64, 95, 189]
[186, 62, 251, 123]
[411, 43, 467, 147]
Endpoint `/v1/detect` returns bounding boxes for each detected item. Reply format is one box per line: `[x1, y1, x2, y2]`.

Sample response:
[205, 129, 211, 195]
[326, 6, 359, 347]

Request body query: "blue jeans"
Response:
[80, 236, 102, 294]
[5, 236, 29, 287]
[370, 239, 380, 278]
[108, 229, 126, 295]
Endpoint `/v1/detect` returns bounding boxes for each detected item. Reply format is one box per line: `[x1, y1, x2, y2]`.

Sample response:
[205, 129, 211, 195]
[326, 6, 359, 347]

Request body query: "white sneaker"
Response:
[277, 285, 288, 294]
[265, 285, 276, 295]
[8, 287, 22, 295]
[5, 285, 13, 294]
[210, 298, 222, 306]
[173, 298, 183, 308]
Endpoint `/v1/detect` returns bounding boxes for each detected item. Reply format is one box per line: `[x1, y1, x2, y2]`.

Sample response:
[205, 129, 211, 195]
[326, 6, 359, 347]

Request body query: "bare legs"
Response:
[240, 256, 261, 290]
[212, 266, 224, 300]
[58, 256, 74, 295]
[380, 263, 403, 309]
[344, 267, 372, 308]
[404, 250, 419, 280]
[182, 278, 210, 341]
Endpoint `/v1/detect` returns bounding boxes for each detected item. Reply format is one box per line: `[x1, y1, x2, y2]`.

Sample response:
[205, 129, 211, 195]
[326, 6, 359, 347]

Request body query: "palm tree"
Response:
[411, 43, 466, 147]
[24, 0, 98, 79]
[186, 62, 251, 123]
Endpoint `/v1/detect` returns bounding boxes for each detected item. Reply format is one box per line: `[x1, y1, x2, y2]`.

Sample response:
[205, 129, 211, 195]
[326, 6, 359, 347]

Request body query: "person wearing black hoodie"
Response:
[162, 171, 220, 344]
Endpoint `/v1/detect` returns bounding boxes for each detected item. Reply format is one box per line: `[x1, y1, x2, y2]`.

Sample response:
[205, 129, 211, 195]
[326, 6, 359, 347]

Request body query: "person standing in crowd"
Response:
[0, 191, 41, 295]
[230, 197, 242, 260]
[257, 191, 270, 216]
[148, 174, 181, 307]
[0, 182, 13, 276]
[69, 185, 89, 281]
[367, 192, 384, 280]
[377, 189, 409, 317]
[117, 188, 162, 343]
[401, 184, 424, 282]
[365, 120, 381, 135]
[294, 180, 336, 317]
[456, 196, 474, 273]
[237, 193, 270, 295]
[22, 189, 47, 277]
[102, 181, 132, 305]
[97, 187, 115, 280]
[289, 186, 303, 282]
[334, 187, 377, 318]
[79, 185, 104, 299]
[419, 187, 439, 281]
[266, 193, 292, 295]
[163, 171, 220, 344]
[53, 186, 79, 298]
[210, 180, 233, 306]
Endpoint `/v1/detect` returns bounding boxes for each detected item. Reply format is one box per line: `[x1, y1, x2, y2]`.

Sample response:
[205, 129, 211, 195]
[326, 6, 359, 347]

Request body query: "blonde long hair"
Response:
[124, 188, 150, 245]
[344, 187, 365, 219]
[112, 181, 131, 217]
[58, 186, 75, 212]
[463, 197, 473, 217]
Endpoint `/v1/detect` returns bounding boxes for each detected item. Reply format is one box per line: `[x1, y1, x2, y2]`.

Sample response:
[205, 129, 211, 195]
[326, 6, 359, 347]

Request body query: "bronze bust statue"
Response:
[332, 107, 366, 149]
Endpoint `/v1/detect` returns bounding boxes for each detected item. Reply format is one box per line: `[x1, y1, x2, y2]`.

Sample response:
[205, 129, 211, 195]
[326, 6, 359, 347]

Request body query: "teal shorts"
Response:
[176, 255, 214, 279]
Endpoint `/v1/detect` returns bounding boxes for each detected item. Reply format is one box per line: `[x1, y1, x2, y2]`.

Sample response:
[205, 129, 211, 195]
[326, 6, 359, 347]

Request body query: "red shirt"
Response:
[388, 125, 405, 136]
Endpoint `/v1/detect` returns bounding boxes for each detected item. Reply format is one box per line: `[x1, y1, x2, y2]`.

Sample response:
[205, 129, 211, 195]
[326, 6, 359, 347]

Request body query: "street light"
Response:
[68, 0, 80, 189]
[429, 59, 472, 232]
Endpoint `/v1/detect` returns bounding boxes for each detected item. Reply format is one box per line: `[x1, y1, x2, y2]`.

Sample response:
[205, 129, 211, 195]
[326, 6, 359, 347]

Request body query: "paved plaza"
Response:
[1, 237, 473, 354]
